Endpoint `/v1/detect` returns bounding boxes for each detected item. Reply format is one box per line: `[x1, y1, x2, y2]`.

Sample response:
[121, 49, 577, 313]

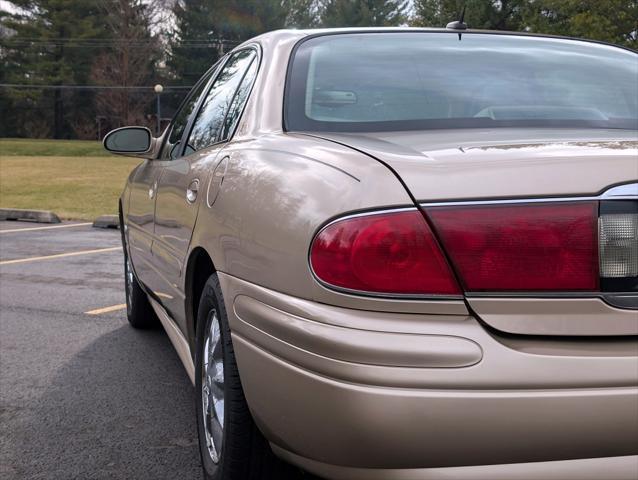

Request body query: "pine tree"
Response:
[523, 0, 637, 49]
[168, 0, 291, 88]
[285, 0, 321, 28]
[411, 0, 525, 30]
[320, 0, 408, 27]
[167, 0, 222, 87]
[1, 0, 111, 138]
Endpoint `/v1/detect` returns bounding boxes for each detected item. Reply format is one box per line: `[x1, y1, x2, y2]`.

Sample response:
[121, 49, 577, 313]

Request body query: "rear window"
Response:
[285, 32, 638, 132]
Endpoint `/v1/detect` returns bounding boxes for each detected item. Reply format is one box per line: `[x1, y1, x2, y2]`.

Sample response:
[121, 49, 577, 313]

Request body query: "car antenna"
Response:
[446, 5, 467, 41]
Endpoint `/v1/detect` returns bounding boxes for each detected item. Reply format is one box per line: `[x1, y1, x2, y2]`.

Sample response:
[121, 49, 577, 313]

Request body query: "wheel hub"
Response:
[125, 258, 134, 314]
[202, 309, 225, 463]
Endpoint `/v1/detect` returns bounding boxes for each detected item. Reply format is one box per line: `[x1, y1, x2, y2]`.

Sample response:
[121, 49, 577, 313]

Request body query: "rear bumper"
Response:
[218, 273, 638, 479]
[273, 448, 638, 480]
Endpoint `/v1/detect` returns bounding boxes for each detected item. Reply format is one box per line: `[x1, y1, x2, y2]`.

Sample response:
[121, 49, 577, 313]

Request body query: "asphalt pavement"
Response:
[0, 221, 202, 479]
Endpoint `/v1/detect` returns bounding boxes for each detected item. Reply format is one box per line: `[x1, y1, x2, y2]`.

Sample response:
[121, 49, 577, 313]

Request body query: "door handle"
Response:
[186, 179, 199, 203]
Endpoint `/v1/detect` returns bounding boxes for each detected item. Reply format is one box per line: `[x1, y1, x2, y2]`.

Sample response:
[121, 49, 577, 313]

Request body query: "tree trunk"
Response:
[53, 87, 64, 139]
[54, 26, 65, 139]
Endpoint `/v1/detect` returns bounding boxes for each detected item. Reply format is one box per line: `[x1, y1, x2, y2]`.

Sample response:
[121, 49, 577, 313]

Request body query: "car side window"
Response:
[159, 68, 215, 161]
[185, 49, 256, 154]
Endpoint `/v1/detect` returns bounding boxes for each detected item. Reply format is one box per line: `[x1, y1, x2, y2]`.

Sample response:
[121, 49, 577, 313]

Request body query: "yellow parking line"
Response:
[0, 246, 120, 265]
[85, 303, 127, 315]
[0, 222, 92, 233]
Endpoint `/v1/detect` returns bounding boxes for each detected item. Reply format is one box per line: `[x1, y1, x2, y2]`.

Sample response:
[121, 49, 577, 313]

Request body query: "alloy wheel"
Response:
[125, 257, 134, 315]
[201, 309, 225, 463]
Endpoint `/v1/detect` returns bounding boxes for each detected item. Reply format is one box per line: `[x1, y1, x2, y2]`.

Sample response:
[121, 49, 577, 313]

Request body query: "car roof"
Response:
[237, 27, 633, 54]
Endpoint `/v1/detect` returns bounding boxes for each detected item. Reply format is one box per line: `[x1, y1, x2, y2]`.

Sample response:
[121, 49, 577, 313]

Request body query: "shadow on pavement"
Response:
[2, 325, 202, 480]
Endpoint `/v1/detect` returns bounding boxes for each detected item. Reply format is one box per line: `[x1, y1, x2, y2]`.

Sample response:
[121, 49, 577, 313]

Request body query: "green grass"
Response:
[0, 138, 111, 157]
[0, 150, 140, 220]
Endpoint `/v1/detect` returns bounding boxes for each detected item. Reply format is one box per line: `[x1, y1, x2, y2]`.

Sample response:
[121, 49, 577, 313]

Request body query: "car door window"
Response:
[185, 49, 257, 154]
[159, 68, 215, 161]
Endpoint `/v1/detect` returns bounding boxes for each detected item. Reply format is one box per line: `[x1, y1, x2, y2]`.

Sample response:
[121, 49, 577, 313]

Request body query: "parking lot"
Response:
[0, 221, 202, 479]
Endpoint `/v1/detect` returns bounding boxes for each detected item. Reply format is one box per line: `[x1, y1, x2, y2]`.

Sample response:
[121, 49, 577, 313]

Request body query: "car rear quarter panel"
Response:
[189, 133, 415, 300]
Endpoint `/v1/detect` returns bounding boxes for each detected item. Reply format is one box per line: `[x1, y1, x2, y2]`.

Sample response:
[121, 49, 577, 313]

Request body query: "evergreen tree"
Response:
[216, 0, 287, 40]
[320, 0, 408, 27]
[523, 0, 637, 49]
[167, 0, 222, 87]
[168, 0, 292, 88]
[411, 0, 525, 30]
[0, 8, 22, 138]
[411, 0, 636, 45]
[1, 0, 110, 138]
[285, 0, 321, 28]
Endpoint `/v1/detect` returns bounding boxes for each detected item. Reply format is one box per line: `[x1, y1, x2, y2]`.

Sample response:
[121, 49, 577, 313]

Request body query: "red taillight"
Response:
[310, 210, 461, 295]
[426, 202, 599, 291]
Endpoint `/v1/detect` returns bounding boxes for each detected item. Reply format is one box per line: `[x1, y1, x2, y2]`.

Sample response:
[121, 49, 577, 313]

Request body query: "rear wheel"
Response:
[123, 246, 158, 329]
[195, 274, 299, 480]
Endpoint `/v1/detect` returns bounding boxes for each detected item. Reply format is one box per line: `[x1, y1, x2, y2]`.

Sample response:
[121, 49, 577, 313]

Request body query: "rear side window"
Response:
[285, 33, 638, 132]
[186, 49, 257, 154]
[221, 57, 259, 140]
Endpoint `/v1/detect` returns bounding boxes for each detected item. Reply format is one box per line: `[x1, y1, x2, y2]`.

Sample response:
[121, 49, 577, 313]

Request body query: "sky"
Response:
[0, 1, 17, 13]
[0, 0, 29, 16]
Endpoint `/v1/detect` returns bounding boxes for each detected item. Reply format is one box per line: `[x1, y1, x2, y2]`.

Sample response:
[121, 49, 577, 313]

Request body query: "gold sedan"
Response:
[104, 28, 638, 480]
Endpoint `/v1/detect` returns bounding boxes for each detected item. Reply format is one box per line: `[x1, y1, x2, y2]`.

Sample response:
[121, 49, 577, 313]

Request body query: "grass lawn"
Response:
[0, 139, 140, 220]
[0, 138, 111, 157]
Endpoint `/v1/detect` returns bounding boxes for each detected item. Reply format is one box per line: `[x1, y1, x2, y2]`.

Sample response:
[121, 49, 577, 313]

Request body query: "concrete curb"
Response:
[0, 208, 61, 224]
[92, 215, 119, 229]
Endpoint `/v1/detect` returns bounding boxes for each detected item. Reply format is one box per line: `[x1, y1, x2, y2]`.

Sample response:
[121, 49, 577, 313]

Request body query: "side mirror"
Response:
[103, 127, 152, 156]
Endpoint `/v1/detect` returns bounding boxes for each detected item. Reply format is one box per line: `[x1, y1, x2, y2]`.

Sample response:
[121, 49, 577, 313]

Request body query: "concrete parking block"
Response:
[93, 214, 119, 229]
[0, 208, 61, 224]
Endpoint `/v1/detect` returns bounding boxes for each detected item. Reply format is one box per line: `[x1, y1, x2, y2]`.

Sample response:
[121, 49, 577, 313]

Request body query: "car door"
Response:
[153, 47, 260, 327]
[131, 66, 217, 293]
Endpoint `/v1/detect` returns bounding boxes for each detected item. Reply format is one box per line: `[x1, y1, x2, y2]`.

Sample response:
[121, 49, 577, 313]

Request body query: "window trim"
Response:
[178, 44, 262, 158]
[282, 30, 638, 134]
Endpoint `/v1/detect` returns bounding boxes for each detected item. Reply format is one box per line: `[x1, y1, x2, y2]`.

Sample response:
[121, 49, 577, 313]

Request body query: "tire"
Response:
[123, 241, 158, 329]
[195, 274, 299, 480]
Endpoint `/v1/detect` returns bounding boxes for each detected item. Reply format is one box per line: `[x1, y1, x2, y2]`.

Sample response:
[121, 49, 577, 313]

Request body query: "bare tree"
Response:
[90, 0, 163, 129]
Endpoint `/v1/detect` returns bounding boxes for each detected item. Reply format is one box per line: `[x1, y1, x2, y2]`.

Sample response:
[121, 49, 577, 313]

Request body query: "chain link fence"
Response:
[1, 84, 193, 140]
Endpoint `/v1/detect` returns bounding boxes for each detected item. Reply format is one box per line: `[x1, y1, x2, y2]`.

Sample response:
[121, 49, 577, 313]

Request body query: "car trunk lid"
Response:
[311, 128, 637, 202]
[308, 128, 638, 336]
